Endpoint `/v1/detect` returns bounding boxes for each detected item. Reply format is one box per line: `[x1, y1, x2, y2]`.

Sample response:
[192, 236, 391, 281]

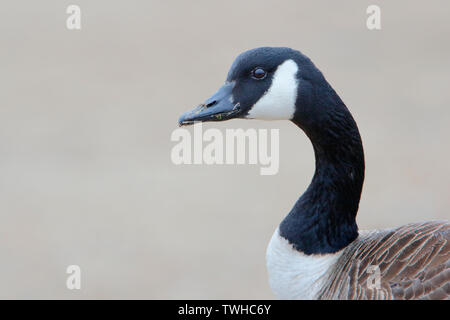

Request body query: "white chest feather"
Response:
[265, 228, 342, 299]
[246, 59, 298, 120]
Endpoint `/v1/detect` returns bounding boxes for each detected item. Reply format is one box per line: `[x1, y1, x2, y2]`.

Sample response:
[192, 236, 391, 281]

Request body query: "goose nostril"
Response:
[206, 100, 217, 108]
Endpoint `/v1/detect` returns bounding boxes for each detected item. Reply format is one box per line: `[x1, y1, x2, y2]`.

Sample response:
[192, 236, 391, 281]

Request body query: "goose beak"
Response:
[178, 83, 241, 126]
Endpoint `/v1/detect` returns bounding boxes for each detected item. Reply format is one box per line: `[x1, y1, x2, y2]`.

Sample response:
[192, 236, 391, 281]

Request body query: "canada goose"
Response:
[178, 47, 450, 300]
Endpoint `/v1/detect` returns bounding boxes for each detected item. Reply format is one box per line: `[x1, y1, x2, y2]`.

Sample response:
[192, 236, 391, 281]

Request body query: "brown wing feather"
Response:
[318, 221, 450, 300]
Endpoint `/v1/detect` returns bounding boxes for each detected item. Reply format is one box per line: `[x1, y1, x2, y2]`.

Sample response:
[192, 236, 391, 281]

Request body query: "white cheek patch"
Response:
[247, 59, 299, 120]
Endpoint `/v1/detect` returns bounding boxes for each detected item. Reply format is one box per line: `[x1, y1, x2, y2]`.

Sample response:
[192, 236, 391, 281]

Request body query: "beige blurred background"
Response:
[0, 0, 449, 299]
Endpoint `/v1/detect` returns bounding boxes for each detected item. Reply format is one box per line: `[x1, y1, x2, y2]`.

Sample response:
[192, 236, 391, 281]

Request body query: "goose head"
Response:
[178, 46, 333, 131]
[178, 47, 365, 255]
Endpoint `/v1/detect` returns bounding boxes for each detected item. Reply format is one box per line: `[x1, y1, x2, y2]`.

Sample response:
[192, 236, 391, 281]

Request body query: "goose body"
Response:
[178, 47, 450, 299]
[268, 221, 449, 299]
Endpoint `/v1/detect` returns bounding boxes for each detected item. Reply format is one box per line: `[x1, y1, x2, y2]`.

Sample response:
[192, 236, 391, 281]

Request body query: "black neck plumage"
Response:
[279, 84, 365, 255]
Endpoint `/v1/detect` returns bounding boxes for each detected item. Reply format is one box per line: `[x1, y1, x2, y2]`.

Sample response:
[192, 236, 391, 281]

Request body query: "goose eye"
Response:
[251, 68, 267, 80]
